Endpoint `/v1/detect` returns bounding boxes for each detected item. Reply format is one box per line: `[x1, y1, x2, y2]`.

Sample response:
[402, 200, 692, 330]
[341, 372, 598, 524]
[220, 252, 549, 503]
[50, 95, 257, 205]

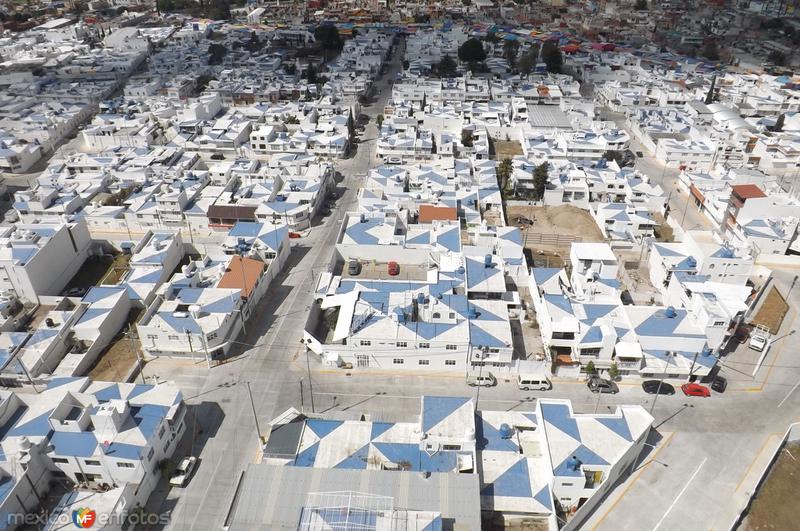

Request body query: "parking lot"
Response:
[339, 259, 429, 281]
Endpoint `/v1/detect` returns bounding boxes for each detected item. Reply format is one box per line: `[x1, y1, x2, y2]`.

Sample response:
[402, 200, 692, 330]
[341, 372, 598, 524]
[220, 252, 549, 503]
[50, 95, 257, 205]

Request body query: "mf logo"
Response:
[71, 508, 96, 528]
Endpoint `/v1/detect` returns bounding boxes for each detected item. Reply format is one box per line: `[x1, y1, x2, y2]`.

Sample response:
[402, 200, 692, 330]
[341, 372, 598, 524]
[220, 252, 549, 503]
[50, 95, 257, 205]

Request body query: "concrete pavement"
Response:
[150, 38, 404, 531]
[148, 43, 800, 531]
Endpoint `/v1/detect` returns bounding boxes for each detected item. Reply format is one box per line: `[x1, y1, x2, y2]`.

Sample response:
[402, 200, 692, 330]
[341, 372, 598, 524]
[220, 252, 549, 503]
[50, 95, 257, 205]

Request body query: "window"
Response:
[392, 358, 404, 364]
[581, 348, 601, 357]
[147, 448, 155, 462]
[207, 333, 217, 341]
[449, 312, 456, 319]
[396, 341, 407, 348]
[84, 460, 101, 466]
[442, 444, 461, 450]
[360, 340, 372, 346]
[52, 457, 69, 464]
[432, 312, 441, 319]
[419, 342, 430, 349]
[445, 360, 456, 366]
[446, 345, 458, 351]
[158, 426, 166, 439]
[418, 360, 429, 366]
[117, 462, 135, 469]
[713, 320, 726, 327]
[146, 334, 158, 340]
[168, 335, 179, 341]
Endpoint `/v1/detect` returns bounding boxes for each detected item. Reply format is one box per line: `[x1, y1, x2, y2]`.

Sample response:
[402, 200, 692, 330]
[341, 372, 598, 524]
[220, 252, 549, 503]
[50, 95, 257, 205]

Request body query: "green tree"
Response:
[315, 24, 342, 51]
[518, 44, 539, 75]
[772, 113, 785, 132]
[603, 150, 624, 164]
[608, 362, 620, 380]
[768, 50, 786, 66]
[585, 360, 597, 376]
[498, 158, 513, 196]
[503, 39, 519, 67]
[458, 38, 486, 64]
[461, 129, 474, 148]
[701, 40, 720, 61]
[532, 162, 549, 200]
[208, 43, 227, 65]
[541, 41, 563, 73]
[705, 75, 717, 104]
[206, 0, 231, 20]
[437, 54, 457, 77]
[284, 115, 300, 125]
[346, 110, 356, 145]
[376, 114, 384, 128]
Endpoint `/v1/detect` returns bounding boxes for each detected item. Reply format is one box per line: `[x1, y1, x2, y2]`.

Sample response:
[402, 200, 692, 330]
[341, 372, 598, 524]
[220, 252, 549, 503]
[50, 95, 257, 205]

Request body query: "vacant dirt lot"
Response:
[493, 140, 523, 159]
[751, 287, 789, 334]
[508, 205, 604, 251]
[742, 441, 800, 530]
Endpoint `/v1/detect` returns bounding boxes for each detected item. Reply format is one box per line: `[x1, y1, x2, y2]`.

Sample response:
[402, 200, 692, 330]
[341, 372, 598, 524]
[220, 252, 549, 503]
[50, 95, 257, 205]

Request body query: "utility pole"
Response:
[299, 378, 305, 413]
[305, 348, 315, 413]
[245, 382, 263, 447]
[650, 351, 675, 415]
[127, 324, 146, 384]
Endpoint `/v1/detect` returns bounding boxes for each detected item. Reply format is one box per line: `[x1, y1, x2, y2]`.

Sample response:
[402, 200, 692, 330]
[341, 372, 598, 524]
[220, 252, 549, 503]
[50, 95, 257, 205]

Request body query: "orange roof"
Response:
[732, 184, 766, 200]
[217, 256, 266, 298]
[418, 204, 457, 223]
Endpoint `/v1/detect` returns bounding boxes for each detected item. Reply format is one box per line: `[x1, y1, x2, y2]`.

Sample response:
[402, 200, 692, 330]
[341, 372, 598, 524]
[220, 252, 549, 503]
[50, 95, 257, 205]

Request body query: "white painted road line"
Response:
[777, 379, 800, 408]
[651, 457, 707, 531]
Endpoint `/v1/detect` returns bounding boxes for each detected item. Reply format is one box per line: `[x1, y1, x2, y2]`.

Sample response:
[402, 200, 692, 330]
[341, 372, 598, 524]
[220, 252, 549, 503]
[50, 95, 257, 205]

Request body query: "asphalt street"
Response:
[148, 40, 404, 531]
[147, 47, 800, 531]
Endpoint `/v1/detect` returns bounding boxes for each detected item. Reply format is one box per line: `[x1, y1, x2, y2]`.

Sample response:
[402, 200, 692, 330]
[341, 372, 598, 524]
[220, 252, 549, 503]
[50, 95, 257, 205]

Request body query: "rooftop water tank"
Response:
[499, 423, 514, 439]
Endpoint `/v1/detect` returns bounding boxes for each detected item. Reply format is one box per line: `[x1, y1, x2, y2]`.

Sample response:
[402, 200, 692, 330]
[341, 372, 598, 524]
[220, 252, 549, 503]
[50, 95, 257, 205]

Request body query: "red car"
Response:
[681, 383, 711, 397]
[387, 261, 400, 276]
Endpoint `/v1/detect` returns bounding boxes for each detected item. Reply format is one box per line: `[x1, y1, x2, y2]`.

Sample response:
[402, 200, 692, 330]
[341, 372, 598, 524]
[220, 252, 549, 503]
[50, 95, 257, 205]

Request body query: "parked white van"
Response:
[517, 374, 551, 391]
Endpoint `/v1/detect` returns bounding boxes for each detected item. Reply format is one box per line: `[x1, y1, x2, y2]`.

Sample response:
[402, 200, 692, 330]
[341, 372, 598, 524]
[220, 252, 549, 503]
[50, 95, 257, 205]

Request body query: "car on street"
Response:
[642, 380, 675, 395]
[386, 156, 403, 164]
[466, 373, 497, 387]
[169, 456, 197, 487]
[733, 324, 751, 344]
[710, 375, 727, 393]
[681, 382, 711, 397]
[587, 377, 619, 394]
[62, 287, 87, 298]
[347, 259, 360, 276]
[515, 216, 534, 226]
[387, 261, 399, 276]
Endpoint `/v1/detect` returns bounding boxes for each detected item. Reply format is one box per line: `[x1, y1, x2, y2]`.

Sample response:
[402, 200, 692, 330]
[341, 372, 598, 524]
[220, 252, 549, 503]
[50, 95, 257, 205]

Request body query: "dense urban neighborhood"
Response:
[0, 0, 798, 529]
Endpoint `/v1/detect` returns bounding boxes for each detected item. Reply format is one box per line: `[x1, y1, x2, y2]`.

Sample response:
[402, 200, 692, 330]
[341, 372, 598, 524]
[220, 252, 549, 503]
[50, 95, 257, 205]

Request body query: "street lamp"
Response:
[473, 347, 489, 410]
[649, 350, 676, 415]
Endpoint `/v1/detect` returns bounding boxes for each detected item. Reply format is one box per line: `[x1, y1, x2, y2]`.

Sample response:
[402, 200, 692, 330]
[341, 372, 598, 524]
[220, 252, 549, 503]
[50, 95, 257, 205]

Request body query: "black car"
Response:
[587, 377, 619, 394]
[710, 376, 727, 393]
[642, 380, 675, 395]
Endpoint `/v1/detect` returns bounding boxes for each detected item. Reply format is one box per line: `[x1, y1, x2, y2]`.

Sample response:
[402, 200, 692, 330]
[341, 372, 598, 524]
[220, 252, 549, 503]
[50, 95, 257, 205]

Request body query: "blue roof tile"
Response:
[421, 396, 470, 433]
[306, 419, 343, 440]
[541, 403, 581, 442]
[481, 458, 532, 498]
[50, 431, 97, 458]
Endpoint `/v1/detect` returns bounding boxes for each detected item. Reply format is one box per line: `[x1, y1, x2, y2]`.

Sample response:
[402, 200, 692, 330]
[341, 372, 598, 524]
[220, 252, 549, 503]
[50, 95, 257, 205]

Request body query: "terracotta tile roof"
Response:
[217, 255, 266, 298]
[418, 204, 458, 223]
[731, 184, 766, 200]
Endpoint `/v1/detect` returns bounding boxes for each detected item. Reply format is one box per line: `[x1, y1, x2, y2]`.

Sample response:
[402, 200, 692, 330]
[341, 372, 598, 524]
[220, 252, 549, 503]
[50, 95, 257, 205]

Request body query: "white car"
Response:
[169, 456, 197, 487]
[749, 334, 768, 352]
[466, 373, 496, 387]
